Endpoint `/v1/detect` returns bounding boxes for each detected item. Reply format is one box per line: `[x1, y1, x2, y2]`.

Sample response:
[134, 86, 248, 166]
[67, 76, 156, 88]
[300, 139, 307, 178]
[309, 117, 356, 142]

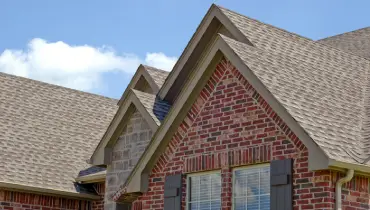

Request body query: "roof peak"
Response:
[141, 64, 169, 73]
[216, 5, 314, 41]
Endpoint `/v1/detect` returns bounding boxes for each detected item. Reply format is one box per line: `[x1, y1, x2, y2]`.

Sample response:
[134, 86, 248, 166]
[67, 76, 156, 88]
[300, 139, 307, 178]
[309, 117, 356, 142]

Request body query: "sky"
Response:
[0, 0, 369, 99]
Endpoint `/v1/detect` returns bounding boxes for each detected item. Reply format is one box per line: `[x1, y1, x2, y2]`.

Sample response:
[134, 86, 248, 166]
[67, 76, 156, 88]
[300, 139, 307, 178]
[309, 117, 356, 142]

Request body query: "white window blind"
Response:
[233, 165, 270, 210]
[187, 172, 221, 210]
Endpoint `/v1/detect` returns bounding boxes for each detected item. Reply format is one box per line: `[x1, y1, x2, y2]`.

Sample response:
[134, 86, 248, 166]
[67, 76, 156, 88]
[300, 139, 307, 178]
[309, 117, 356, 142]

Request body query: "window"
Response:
[187, 172, 221, 210]
[233, 164, 270, 210]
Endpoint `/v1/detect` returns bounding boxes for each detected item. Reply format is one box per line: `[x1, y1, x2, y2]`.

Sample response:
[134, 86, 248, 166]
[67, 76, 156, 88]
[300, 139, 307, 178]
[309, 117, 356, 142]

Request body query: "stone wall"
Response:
[104, 111, 153, 210]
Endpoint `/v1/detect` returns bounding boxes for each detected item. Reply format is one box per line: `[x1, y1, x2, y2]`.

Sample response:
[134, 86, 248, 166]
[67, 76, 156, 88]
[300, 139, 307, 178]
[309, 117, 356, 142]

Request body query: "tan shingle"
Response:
[0, 72, 118, 192]
[317, 27, 370, 59]
[143, 65, 169, 88]
[132, 89, 171, 125]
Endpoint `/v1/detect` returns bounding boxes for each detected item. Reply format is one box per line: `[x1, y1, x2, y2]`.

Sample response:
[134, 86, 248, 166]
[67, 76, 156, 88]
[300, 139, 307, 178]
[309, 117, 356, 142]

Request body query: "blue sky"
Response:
[1, 0, 369, 99]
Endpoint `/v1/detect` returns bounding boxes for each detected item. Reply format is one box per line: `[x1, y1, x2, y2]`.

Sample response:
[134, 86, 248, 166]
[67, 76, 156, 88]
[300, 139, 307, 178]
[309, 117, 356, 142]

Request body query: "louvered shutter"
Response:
[270, 159, 293, 210]
[164, 174, 182, 210]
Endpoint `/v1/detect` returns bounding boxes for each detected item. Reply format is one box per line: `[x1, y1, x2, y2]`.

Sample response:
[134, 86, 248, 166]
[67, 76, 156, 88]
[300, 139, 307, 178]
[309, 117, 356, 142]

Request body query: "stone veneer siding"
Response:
[105, 111, 153, 210]
[129, 58, 370, 210]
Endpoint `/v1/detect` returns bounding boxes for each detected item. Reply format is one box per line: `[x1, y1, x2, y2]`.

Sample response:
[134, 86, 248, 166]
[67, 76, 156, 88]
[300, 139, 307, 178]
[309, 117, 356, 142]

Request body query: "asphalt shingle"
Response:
[317, 27, 370, 59]
[132, 89, 171, 125]
[143, 65, 170, 88]
[0, 72, 118, 192]
[220, 27, 370, 164]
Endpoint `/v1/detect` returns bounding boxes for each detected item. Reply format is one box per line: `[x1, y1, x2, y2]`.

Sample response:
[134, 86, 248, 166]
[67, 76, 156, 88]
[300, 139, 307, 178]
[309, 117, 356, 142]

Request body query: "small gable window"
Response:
[233, 164, 270, 210]
[186, 171, 221, 210]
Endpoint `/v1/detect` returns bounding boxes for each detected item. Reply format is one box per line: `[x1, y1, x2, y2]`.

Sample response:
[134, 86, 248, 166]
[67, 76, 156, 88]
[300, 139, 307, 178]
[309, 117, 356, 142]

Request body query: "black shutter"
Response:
[116, 203, 131, 210]
[164, 174, 182, 210]
[270, 158, 293, 210]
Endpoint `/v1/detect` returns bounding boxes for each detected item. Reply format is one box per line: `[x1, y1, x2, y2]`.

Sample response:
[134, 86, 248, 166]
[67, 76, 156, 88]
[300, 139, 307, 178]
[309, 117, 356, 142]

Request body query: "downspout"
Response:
[335, 169, 354, 210]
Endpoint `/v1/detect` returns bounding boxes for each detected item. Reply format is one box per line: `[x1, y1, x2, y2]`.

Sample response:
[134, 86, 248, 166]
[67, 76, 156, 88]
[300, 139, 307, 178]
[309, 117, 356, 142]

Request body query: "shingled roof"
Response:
[217, 7, 370, 164]
[317, 27, 370, 59]
[116, 6, 370, 197]
[0, 72, 118, 194]
[143, 65, 169, 88]
[132, 89, 171, 125]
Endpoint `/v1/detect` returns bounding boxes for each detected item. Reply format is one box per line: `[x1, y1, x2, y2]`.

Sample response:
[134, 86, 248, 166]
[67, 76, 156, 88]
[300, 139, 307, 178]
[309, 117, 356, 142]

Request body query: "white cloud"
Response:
[0, 38, 177, 91]
[145, 52, 177, 71]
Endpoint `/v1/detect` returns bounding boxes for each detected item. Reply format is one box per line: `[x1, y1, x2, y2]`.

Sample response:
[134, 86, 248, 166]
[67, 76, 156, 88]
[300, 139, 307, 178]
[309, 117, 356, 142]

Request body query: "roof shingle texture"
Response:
[317, 27, 370, 59]
[143, 65, 170, 88]
[218, 6, 370, 164]
[132, 89, 171, 125]
[0, 72, 118, 192]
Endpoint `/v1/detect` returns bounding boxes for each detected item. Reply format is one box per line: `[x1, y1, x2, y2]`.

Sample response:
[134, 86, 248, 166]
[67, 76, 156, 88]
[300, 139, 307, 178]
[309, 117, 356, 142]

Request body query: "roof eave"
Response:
[329, 159, 370, 174]
[0, 182, 101, 200]
[75, 172, 106, 184]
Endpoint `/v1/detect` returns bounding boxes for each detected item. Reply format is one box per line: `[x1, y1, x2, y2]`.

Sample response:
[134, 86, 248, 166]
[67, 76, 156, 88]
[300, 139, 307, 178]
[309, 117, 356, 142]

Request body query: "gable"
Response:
[113, 57, 309, 202]
[118, 65, 168, 106]
[133, 75, 153, 94]
[105, 110, 153, 209]
[153, 58, 306, 173]
[158, 4, 250, 103]
[89, 90, 162, 166]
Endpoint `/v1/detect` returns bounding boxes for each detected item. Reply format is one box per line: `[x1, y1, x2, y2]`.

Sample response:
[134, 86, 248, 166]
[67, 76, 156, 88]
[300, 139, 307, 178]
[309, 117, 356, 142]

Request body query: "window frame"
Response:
[186, 170, 222, 210]
[232, 163, 270, 210]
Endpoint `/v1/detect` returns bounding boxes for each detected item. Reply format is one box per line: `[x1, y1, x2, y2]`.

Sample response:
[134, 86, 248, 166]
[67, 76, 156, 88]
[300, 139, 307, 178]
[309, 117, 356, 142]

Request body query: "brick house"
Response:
[2, 4, 370, 210]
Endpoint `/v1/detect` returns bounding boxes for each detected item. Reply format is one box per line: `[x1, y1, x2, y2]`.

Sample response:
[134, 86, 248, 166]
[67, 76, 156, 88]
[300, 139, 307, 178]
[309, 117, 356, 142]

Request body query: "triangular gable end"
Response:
[118, 64, 166, 106]
[90, 63, 169, 166]
[158, 4, 251, 104]
[119, 35, 328, 198]
[89, 89, 160, 166]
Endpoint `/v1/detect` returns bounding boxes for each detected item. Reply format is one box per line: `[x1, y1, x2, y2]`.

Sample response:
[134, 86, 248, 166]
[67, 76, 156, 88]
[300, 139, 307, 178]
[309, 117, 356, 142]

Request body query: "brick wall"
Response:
[105, 111, 153, 210]
[0, 190, 91, 210]
[92, 183, 105, 210]
[131, 58, 370, 210]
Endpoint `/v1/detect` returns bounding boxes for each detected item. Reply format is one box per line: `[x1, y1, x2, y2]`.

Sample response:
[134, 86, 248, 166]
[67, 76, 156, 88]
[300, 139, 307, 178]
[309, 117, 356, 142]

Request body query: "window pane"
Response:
[199, 201, 209, 210]
[189, 203, 198, 210]
[234, 198, 246, 210]
[211, 174, 221, 199]
[260, 168, 270, 195]
[234, 174, 247, 197]
[190, 176, 200, 201]
[210, 200, 221, 209]
[233, 165, 270, 210]
[246, 170, 259, 196]
[247, 196, 259, 209]
[188, 172, 221, 210]
[199, 176, 210, 201]
[260, 195, 270, 210]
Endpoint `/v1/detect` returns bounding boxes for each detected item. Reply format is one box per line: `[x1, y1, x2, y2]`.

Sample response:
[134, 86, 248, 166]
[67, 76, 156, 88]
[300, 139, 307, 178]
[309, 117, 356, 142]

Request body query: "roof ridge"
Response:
[215, 4, 313, 41]
[142, 65, 169, 74]
[0, 71, 118, 101]
[217, 5, 370, 63]
[318, 26, 370, 41]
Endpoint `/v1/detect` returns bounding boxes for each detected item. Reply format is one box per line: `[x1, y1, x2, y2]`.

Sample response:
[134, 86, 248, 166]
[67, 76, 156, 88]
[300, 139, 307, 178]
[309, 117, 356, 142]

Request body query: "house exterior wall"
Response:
[105, 111, 153, 210]
[131, 58, 370, 210]
[92, 183, 105, 210]
[0, 190, 92, 210]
